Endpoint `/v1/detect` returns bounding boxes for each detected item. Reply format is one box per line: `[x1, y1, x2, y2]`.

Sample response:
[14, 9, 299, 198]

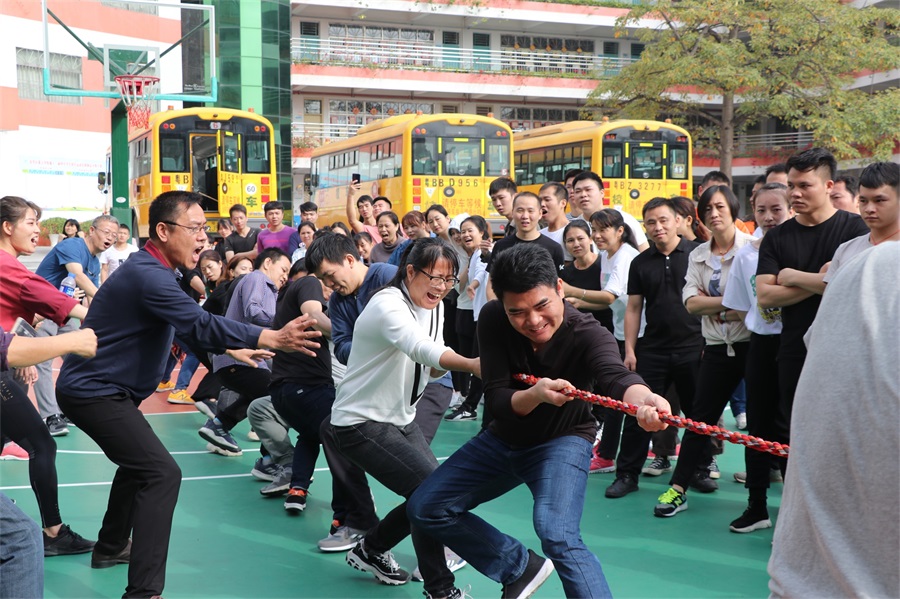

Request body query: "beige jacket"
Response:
[683, 231, 755, 353]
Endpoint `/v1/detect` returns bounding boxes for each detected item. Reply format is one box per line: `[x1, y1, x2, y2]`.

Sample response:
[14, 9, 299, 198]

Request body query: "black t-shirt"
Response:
[757, 210, 868, 358]
[177, 267, 203, 303]
[478, 300, 646, 447]
[487, 234, 566, 275]
[223, 229, 259, 255]
[203, 280, 233, 317]
[627, 237, 703, 352]
[560, 259, 614, 335]
[270, 276, 332, 387]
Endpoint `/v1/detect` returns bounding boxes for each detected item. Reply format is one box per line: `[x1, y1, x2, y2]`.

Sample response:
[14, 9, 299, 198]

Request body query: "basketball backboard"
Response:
[40, 0, 216, 104]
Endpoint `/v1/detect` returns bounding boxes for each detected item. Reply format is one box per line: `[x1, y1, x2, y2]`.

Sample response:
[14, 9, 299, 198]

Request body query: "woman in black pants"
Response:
[654, 185, 755, 518]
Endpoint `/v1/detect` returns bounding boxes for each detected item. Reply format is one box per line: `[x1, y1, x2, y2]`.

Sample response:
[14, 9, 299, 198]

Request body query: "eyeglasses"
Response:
[164, 221, 210, 235]
[95, 228, 118, 239]
[416, 268, 459, 289]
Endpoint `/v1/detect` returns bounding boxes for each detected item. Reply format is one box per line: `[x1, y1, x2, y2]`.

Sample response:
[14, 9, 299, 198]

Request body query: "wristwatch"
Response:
[720, 310, 728, 322]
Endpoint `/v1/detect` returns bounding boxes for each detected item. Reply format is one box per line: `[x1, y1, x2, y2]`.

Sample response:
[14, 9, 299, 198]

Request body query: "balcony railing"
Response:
[736, 131, 814, 152]
[292, 122, 365, 149]
[291, 38, 637, 78]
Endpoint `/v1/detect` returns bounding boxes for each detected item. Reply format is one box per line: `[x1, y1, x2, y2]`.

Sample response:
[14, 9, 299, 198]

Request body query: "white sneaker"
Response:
[735, 413, 747, 430]
[411, 547, 468, 582]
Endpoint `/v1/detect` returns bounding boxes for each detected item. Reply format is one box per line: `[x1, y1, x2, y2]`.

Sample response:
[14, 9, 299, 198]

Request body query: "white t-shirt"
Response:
[467, 251, 489, 321]
[600, 243, 646, 341]
[99, 244, 139, 277]
[823, 233, 873, 284]
[455, 251, 474, 310]
[539, 226, 573, 261]
[722, 241, 782, 336]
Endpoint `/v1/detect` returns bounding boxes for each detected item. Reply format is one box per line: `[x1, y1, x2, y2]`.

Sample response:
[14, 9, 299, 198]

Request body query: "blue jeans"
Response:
[174, 349, 200, 391]
[0, 493, 44, 599]
[408, 430, 611, 598]
[729, 379, 747, 417]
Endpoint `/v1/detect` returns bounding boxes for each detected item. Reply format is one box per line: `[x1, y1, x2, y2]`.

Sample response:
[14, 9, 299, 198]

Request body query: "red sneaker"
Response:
[0, 442, 29, 461]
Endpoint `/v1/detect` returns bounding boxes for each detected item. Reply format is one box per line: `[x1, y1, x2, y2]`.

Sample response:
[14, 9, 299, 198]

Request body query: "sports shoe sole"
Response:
[508, 557, 555, 599]
[194, 401, 216, 419]
[261, 483, 291, 497]
[166, 396, 195, 405]
[729, 518, 772, 533]
[48, 426, 69, 437]
[641, 467, 671, 476]
[199, 427, 241, 453]
[251, 467, 277, 482]
[444, 414, 477, 421]
[654, 501, 688, 518]
[318, 534, 363, 553]
[590, 465, 616, 474]
[346, 549, 410, 585]
[205, 442, 242, 457]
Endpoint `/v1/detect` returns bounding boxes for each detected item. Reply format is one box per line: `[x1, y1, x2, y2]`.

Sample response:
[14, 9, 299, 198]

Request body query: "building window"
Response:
[16, 48, 83, 105]
[101, 0, 157, 15]
[501, 105, 579, 130]
[328, 99, 433, 127]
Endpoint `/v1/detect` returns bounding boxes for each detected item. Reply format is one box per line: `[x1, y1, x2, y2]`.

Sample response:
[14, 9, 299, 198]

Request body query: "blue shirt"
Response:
[58, 248, 263, 401]
[329, 262, 397, 365]
[35, 238, 100, 289]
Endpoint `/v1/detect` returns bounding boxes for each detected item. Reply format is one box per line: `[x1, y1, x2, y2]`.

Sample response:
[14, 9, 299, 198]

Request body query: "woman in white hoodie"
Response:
[328, 237, 479, 599]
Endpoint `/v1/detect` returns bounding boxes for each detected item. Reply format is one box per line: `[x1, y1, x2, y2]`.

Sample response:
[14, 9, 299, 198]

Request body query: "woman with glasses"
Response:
[327, 238, 479, 599]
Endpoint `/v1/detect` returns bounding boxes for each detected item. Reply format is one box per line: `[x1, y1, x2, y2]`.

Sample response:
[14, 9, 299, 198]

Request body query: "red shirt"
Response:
[0, 250, 79, 330]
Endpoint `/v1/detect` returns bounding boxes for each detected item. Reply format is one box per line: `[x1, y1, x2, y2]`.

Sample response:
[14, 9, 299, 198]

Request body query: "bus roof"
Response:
[312, 113, 511, 157]
[514, 119, 690, 142]
[135, 106, 272, 131]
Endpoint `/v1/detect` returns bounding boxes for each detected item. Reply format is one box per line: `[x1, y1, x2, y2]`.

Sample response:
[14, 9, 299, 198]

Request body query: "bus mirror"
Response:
[97, 171, 107, 190]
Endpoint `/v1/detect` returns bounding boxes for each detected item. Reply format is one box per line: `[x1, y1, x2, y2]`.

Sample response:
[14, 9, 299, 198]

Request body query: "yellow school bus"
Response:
[514, 119, 692, 220]
[128, 107, 277, 238]
[310, 113, 513, 229]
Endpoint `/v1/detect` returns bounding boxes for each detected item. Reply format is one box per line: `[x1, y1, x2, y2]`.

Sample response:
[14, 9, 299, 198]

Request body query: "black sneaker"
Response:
[346, 540, 411, 585]
[198, 418, 241, 454]
[641, 456, 672, 476]
[91, 539, 131, 568]
[284, 487, 308, 512]
[729, 508, 772, 533]
[689, 469, 719, 493]
[425, 587, 466, 599]
[46, 414, 69, 437]
[43, 524, 95, 556]
[444, 407, 477, 421]
[605, 473, 638, 498]
[501, 549, 555, 599]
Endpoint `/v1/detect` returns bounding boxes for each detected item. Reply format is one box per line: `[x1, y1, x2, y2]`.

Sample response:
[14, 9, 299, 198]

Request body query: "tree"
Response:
[587, 0, 900, 178]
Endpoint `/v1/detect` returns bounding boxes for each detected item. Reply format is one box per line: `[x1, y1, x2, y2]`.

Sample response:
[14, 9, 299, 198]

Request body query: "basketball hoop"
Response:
[115, 74, 159, 130]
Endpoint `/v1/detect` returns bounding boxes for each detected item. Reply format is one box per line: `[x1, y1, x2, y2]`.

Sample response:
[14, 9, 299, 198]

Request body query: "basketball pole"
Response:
[110, 101, 131, 234]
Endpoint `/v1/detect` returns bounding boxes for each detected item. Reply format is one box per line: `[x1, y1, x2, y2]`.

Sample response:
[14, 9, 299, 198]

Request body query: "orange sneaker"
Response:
[156, 380, 175, 393]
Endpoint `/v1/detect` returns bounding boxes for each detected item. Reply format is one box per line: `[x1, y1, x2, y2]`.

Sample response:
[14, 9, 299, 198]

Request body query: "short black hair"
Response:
[834, 174, 859, 197]
[373, 196, 392, 209]
[697, 185, 741, 224]
[786, 147, 837, 180]
[288, 259, 308, 280]
[305, 230, 360, 274]
[254, 247, 289, 270]
[700, 171, 731, 188]
[299, 201, 318, 213]
[356, 195, 373, 207]
[118, 223, 131, 233]
[539, 182, 568, 202]
[753, 174, 767, 185]
[490, 243, 558, 302]
[229, 204, 247, 216]
[489, 177, 517, 196]
[571, 171, 604, 190]
[149, 191, 203, 241]
[264, 200, 285, 214]
[642, 197, 677, 219]
[563, 169, 583, 183]
[512, 191, 541, 209]
[764, 163, 788, 179]
[858, 161, 899, 191]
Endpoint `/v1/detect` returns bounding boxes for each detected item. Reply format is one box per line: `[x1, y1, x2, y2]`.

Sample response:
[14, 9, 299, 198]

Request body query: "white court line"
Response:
[58, 450, 211, 455]
[1, 457, 450, 492]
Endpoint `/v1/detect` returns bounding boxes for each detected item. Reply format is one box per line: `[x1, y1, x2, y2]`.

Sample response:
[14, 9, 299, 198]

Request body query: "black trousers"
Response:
[615, 347, 701, 478]
[669, 342, 749, 489]
[57, 390, 181, 598]
[0, 372, 61, 528]
[319, 417, 380, 532]
[744, 333, 788, 490]
[215, 365, 271, 430]
[594, 340, 627, 460]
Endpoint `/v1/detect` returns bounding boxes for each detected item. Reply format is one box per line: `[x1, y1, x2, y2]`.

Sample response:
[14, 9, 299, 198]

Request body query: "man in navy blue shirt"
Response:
[55, 191, 322, 599]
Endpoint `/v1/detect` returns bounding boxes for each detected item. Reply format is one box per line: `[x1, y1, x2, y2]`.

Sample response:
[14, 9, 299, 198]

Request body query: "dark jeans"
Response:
[331, 420, 452, 596]
[215, 365, 271, 430]
[670, 342, 749, 490]
[57, 390, 181, 598]
[615, 347, 701, 478]
[594, 340, 626, 460]
[0, 493, 43, 599]
[744, 333, 788, 490]
[774, 351, 807, 480]
[1, 372, 61, 528]
[408, 430, 611, 598]
[270, 382, 335, 490]
[458, 318, 485, 415]
[414, 382, 453, 444]
[319, 418, 379, 532]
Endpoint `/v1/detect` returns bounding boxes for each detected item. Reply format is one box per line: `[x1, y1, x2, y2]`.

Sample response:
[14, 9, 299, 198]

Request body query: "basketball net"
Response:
[115, 75, 160, 130]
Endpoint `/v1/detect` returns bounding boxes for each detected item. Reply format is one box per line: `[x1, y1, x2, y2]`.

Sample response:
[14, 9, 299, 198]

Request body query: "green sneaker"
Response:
[654, 488, 688, 518]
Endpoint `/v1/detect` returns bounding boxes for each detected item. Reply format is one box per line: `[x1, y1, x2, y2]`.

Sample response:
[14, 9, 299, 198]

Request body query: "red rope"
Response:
[514, 374, 789, 457]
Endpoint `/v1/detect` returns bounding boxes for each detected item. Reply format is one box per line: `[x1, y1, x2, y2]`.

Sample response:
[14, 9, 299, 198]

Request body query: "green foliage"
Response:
[39, 217, 67, 235]
[588, 0, 900, 174]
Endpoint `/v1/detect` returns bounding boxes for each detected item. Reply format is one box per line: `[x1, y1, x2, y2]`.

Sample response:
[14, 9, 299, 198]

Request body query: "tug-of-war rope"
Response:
[514, 374, 790, 457]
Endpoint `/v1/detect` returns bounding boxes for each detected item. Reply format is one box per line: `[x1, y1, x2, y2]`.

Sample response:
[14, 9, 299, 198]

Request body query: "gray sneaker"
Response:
[260, 465, 292, 497]
[318, 522, 366, 552]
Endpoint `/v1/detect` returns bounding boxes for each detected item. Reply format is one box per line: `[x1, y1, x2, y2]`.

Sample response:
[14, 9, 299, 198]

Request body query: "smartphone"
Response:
[351, 173, 361, 184]
[12, 317, 37, 338]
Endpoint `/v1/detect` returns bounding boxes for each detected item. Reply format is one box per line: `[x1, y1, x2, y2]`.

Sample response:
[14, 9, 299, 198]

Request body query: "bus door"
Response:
[217, 130, 243, 213]
[190, 134, 218, 212]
